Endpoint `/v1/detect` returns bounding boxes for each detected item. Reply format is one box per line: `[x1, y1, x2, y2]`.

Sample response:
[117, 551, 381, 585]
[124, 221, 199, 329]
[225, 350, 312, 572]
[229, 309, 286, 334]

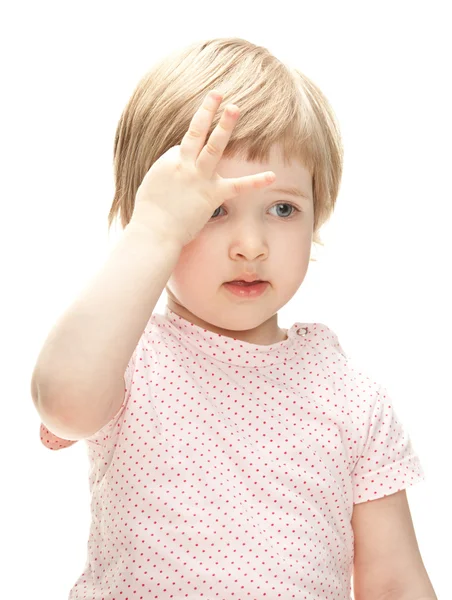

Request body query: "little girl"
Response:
[31, 37, 433, 600]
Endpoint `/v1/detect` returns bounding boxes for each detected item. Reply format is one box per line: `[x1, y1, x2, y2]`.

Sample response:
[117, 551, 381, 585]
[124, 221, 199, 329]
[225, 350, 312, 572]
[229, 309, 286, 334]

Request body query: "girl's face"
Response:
[165, 143, 314, 345]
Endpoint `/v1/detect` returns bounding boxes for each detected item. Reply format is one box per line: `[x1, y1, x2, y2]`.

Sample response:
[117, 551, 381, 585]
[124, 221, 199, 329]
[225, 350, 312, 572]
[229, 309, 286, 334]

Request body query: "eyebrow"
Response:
[266, 186, 312, 201]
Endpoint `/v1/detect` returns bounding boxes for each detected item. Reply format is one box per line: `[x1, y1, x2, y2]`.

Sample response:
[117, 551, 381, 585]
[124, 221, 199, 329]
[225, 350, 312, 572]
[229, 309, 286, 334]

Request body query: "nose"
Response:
[229, 221, 269, 260]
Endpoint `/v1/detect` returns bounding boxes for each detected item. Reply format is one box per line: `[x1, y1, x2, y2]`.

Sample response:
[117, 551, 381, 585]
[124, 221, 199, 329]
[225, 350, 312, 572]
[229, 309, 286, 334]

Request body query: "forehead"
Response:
[216, 143, 312, 190]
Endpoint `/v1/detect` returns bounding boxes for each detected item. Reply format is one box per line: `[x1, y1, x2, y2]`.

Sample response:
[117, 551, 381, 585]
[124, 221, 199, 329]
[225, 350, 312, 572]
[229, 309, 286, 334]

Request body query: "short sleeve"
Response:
[83, 347, 139, 447]
[351, 384, 426, 504]
[39, 423, 78, 451]
[39, 342, 140, 451]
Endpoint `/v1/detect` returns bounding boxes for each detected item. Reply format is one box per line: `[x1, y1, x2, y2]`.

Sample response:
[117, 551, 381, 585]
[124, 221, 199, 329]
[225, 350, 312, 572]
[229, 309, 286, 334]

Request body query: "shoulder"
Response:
[299, 322, 387, 415]
[297, 321, 348, 360]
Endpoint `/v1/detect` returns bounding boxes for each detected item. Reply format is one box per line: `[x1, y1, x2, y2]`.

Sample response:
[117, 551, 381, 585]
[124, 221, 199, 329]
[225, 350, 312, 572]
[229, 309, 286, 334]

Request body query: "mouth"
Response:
[223, 280, 269, 298]
[226, 280, 266, 286]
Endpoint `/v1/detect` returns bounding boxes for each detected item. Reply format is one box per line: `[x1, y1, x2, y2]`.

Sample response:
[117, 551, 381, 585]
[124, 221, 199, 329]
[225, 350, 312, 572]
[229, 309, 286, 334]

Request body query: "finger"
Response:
[221, 171, 276, 201]
[179, 90, 223, 164]
[195, 104, 239, 178]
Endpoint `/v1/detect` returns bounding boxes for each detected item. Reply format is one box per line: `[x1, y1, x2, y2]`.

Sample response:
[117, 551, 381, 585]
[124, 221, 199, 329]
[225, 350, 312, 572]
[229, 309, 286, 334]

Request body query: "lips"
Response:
[227, 273, 265, 283]
[228, 280, 264, 285]
[224, 280, 269, 297]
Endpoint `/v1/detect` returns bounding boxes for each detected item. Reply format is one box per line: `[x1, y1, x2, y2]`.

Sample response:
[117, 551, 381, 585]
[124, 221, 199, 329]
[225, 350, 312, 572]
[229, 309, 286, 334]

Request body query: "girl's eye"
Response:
[210, 203, 300, 220]
[269, 203, 300, 218]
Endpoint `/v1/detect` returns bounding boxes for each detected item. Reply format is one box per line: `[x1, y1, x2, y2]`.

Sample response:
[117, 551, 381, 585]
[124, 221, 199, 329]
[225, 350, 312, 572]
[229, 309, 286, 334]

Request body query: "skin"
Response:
[165, 141, 315, 346]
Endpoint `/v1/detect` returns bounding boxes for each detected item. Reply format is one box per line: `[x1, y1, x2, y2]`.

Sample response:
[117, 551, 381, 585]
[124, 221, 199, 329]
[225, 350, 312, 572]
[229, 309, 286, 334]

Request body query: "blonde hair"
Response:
[108, 37, 344, 259]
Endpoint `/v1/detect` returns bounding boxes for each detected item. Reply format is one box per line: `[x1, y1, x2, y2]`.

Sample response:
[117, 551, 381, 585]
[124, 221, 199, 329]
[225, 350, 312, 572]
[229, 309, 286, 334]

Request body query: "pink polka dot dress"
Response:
[40, 306, 425, 599]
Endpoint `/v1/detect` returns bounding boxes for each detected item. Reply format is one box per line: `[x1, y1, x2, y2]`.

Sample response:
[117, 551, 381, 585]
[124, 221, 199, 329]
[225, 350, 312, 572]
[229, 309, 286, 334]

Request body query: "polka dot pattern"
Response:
[40, 307, 425, 599]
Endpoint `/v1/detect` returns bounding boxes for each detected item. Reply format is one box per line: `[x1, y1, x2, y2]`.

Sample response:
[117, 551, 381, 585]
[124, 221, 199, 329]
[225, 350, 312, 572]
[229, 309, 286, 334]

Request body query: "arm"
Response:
[352, 489, 437, 600]
[31, 217, 183, 440]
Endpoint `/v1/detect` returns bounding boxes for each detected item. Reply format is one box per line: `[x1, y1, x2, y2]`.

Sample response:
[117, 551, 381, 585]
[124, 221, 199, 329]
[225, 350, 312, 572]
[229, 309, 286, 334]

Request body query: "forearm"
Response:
[31, 221, 182, 416]
[372, 589, 438, 600]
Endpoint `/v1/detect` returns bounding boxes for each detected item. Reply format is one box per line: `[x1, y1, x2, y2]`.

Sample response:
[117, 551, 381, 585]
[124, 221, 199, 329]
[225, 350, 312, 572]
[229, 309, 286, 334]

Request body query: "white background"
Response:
[1, 0, 449, 598]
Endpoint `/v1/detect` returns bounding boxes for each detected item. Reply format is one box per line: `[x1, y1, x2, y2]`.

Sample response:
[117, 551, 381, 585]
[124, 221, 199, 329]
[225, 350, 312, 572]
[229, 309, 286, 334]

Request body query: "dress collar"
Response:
[162, 306, 309, 368]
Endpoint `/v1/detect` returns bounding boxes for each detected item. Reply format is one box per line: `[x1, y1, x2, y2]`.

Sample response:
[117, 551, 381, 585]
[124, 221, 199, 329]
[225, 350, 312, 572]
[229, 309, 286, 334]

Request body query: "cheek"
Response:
[170, 237, 216, 283]
[278, 230, 309, 257]
[276, 234, 311, 278]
